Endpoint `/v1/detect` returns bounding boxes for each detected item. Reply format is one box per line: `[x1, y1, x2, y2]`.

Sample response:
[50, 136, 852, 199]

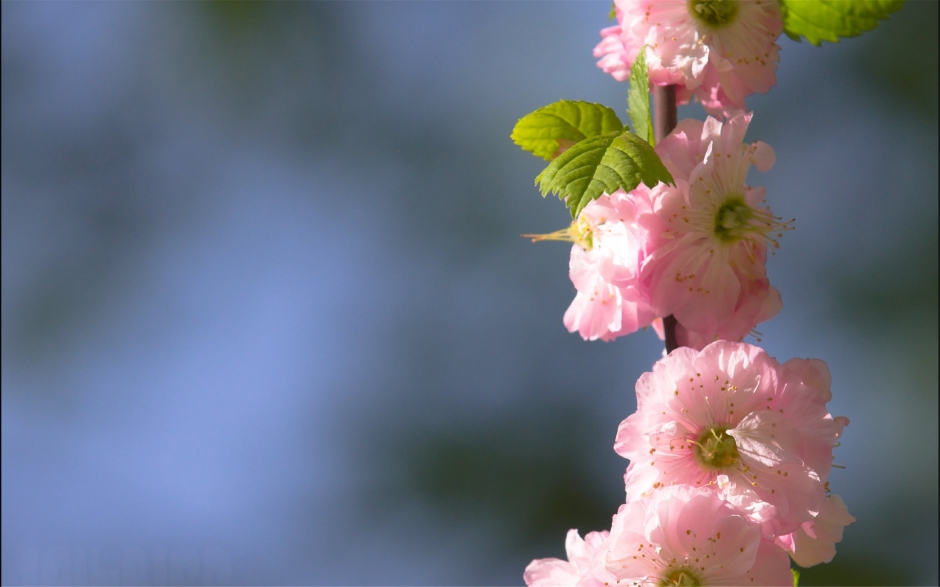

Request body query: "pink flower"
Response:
[532, 114, 785, 347]
[776, 494, 856, 567]
[615, 341, 848, 538]
[606, 487, 792, 586]
[524, 529, 617, 586]
[535, 189, 655, 341]
[652, 277, 782, 350]
[641, 112, 787, 346]
[595, 0, 783, 114]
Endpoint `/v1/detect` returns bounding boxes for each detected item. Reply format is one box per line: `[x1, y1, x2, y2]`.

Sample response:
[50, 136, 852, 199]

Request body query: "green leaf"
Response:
[627, 47, 653, 146]
[780, 0, 905, 45]
[511, 100, 624, 162]
[791, 568, 800, 587]
[608, 1, 616, 21]
[536, 130, 674, 218]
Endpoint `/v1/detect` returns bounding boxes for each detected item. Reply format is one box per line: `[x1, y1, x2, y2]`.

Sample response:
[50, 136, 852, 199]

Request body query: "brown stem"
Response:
[662, 315, 679, 354]
[653, 84, 677, 145]
[654, 85, 679, 354]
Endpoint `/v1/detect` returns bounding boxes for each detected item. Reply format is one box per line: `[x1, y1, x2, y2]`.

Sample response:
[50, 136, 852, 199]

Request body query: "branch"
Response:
[654, 85, 679, 354]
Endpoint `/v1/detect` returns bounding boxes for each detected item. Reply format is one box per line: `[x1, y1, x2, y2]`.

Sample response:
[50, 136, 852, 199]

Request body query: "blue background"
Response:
[2, 2, 936, 585]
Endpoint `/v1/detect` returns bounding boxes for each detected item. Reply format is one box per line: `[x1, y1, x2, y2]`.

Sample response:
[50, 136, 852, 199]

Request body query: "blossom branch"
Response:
[654, 85, 678, 354]
[653, 84, 677, 142]
[662, 315, 679, 354]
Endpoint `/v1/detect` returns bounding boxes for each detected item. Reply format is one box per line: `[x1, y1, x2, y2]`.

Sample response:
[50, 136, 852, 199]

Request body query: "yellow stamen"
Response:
[522, 216, 596, 250]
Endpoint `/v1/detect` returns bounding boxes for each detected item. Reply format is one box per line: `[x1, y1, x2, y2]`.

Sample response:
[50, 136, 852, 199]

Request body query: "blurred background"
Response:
[1, 2, 936, 585]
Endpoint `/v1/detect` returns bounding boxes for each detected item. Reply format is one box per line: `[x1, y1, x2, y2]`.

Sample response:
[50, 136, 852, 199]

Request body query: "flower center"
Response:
[522, 215, 596, 250]
[709, 196, 794, 249]
[712, 197, 754, 244]
[569, 216, 595, 250]
[687, 0, 740, 29]
[693, 426, 739, 470]
[658, 566, 705, 587]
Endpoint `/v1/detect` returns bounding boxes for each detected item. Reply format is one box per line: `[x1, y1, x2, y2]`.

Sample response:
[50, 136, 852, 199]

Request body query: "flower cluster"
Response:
[525, 343, 854, 586]
[595, 0, 783, 114]
[519, 0, 875, 583]
[554, 112, 788, 350]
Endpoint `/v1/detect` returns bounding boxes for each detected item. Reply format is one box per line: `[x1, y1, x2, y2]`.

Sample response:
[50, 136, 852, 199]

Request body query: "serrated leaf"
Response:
[627, 47, 653, 146]
[536, 130, 674, 218]
[781, 0, 905, 45]
[511, 100, 624, 161]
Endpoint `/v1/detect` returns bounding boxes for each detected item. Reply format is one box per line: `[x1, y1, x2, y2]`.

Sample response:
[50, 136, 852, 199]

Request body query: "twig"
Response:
[654, 85, 679, 354]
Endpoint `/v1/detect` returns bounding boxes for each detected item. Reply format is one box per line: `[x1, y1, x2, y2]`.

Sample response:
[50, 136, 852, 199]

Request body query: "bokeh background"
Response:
[2, 2, 936, 585]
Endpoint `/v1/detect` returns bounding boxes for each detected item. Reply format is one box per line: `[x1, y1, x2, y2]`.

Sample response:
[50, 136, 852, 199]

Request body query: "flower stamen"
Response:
[692, 426, 739, 470]
[711, 196, 794, 247]
[687, 0, 740, 30]
[658, 565, 705, 586]
[523, 215, 598, 250]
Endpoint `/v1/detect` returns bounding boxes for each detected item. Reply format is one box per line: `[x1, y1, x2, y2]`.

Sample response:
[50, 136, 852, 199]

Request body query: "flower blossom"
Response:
[534, 113, 784, 348]
[595, 0, 783, 114]
[529, 190, 656, 341]
[605, 487, 792, 586]
[642, 112, 787, 347]
[776, 494, 856, 567]
[524, 529, 616, 586]
[615, 341, 849, 538]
